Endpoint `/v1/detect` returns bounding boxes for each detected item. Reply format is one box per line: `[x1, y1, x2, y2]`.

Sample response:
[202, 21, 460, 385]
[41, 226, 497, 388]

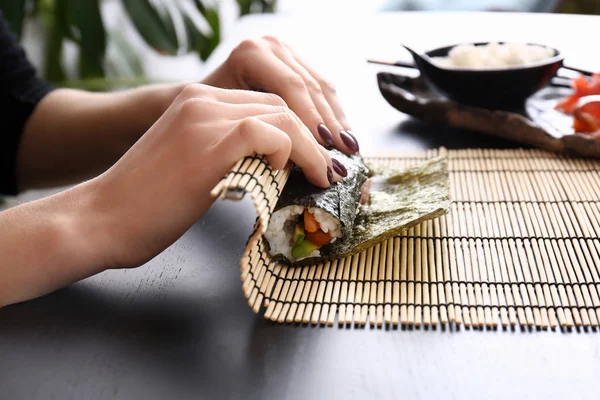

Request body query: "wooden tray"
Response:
[377, 72, 600, 159]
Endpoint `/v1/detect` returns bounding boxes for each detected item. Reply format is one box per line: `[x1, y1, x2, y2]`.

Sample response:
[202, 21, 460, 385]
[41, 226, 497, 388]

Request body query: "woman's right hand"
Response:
[85, 84, 338, 269]
[1, 83, 347, 307]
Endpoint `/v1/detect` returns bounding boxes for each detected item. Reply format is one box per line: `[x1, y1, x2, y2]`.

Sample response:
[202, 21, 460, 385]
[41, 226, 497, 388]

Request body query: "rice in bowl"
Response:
[431, 42, 555, 70]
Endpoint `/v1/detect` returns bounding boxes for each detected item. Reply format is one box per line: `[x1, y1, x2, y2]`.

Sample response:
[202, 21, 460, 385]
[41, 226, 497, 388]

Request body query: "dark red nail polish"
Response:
[340, 130, 359, 152]
[332, 158, 348, 177]
[346, 130, 360, 150]
[327, 166, 334, 183]
[318, 124, 334, 146]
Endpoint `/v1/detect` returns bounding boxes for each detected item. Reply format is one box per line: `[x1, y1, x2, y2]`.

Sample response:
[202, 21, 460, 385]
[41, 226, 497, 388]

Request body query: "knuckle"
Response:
[234, 38, 262, 54]
[275, 110, 297, 128]
[262, 35, 282, 46]
[307, 108, 323, 125]
[323, 117, 340, 128]
[305, 78, 323, 94]
[322, 113, 339, 126]
[178, 98, 212, 120]
[319, 78, 337, 95]
[283, 74, 306, 91]
[263, 92, 287, 107]
[179, 83, 205, 99]
[274, 104, 292, 115]
[237, 117, 258, 141]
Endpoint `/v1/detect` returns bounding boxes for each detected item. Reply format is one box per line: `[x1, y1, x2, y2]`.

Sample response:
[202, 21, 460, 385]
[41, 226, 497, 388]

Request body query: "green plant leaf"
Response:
[260, 0, 276, 13]
[37, 0, 56, 30]
[28, 0, 42, 16]
[237, 0, 276, 16]
[44, 2, 66, 84]
[50, 0, 77, 44]
[182, 2, 220, 61]
[156, 1, 180, 51]
[0, 0, 28, 38]
[122, 0, 179, 56]
[197, 6, 220, 61]
[182, 11, 207, 56]
[106, 30, 145, 78]
[236, 0, 252, 15]
[192, 0, 206, 14]
[68, 0, 106, 79]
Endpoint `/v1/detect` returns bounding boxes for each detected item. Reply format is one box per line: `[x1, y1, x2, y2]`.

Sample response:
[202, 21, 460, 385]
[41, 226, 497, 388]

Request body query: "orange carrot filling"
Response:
[303, 210, 319, 233]
[305, 230, 333, 247]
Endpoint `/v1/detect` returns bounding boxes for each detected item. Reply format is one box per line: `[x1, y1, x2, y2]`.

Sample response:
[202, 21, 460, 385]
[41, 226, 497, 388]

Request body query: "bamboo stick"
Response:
[229, 150, 600, 329]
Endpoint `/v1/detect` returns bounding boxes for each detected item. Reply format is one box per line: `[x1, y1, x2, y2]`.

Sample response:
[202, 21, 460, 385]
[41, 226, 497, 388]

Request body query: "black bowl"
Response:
[408, 42, 564, 111]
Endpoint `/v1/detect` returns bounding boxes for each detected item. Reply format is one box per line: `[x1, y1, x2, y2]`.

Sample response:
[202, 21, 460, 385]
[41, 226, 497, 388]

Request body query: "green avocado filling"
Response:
[293, 224, 305, 245]
[291, 238, 320, 259]
[291, 221, 320, 259]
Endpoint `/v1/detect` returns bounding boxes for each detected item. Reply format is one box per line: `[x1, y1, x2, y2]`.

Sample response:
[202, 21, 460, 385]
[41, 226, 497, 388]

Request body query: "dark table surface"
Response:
[2, 11, 600, 400]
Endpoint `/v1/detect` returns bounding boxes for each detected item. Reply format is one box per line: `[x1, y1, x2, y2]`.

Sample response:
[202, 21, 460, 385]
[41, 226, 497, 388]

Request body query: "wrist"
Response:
[110, 82, 187, 149]
[64, 175, 142, 272]
[141, 82, 187, 122]
[56, 180, 114, 275]
[0, 182, 112, 306]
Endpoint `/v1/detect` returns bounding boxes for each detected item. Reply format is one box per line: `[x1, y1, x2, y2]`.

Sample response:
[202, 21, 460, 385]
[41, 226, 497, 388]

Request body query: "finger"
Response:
[284, 43, 360, 153]
[224, 112, 331, 188]
[178, 85, 343, 182]
[178, 83, 289, 107]
[217, 117, 292, 172]
[266, 39, 357, 155]
[235, 49, 336, 150]
[249, 107, 344, 183]
[256, 113, 332, 188]
[178, 98, 288, 122]
[316, 145, 345, 183]
[286, 44, 351, 127]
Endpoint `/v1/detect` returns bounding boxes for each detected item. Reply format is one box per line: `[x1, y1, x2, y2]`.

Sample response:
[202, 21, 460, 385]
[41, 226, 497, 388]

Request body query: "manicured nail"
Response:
[340, 130, 359, 152]
[318, 124, 334, 146]
[327, 166, 334, 184]
[331, 158, 348, 177]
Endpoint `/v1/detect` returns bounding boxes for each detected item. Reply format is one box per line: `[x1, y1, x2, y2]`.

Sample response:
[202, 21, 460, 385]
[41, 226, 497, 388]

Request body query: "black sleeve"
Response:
[0, 11, 55, 195]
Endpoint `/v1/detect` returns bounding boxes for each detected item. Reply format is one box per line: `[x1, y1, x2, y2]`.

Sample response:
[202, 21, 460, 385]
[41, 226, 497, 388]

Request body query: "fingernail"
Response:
[340, 130, 359, 152]
[348, 131, 360, 151]
[318, 124, 334, 146]
[331, 158, 348, 177]
[327, 166, 334, 184]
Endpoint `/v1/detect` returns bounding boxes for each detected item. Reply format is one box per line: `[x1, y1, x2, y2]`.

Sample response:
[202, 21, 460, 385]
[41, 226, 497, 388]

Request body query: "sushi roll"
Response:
[264, 149, 370, 263]
[265, 206, 344, 261]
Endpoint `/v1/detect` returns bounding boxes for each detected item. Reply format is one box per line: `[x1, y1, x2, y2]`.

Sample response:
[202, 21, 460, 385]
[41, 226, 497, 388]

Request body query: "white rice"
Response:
[431, 42, 554, 70]
[265, 205, 342, 261]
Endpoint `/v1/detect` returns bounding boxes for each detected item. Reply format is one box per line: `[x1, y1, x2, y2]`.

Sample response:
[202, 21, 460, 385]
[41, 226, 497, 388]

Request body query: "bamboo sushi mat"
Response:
[211, 148, 600, 330]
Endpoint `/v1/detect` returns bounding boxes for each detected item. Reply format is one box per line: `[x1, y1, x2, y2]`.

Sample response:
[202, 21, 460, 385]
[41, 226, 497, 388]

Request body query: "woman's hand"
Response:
[88, 84, 337, 269]
[0, 83, 341, 307]
[202, 36, 360, 156]
[16, 37, 353, 191]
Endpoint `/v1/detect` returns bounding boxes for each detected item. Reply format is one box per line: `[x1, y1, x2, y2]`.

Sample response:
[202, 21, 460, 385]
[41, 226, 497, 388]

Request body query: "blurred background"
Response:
[0, 0, 598, 90]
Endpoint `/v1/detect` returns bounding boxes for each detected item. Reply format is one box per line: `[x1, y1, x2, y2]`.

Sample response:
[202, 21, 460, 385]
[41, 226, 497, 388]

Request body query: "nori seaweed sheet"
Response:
[323, 156, 450, 260]
[273, 149, 369, 240]
[268, 153, 450, 266]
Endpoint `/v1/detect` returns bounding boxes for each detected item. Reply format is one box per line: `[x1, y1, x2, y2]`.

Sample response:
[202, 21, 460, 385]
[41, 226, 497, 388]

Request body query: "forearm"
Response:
[0, 181, 106, 307]
[17, 83, 184, 190]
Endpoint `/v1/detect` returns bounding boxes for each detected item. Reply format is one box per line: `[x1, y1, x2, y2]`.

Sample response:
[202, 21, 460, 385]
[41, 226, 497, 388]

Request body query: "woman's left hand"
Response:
[202, 36, 360, 155]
